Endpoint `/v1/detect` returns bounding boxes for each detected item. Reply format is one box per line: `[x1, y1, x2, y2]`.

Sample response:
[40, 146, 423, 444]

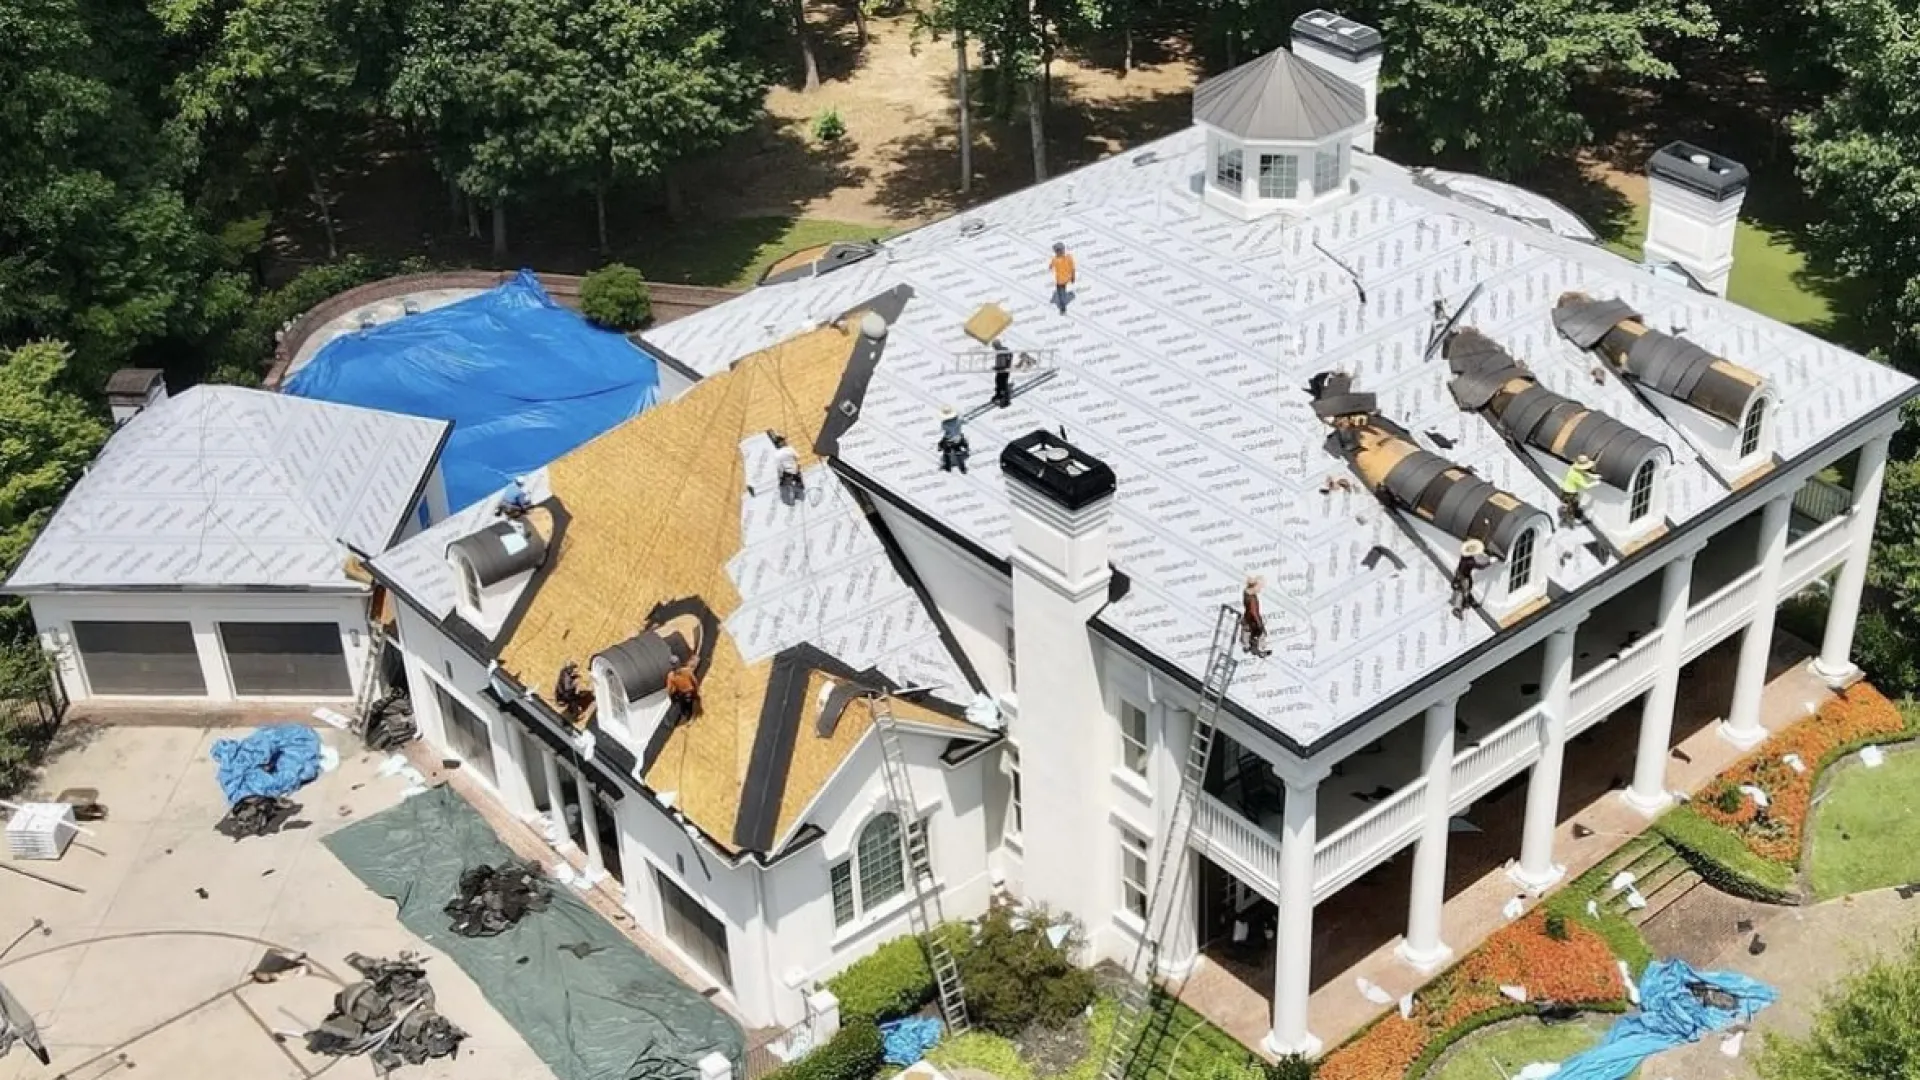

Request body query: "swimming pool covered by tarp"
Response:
[285, 270, 659, 512]
[324, 784, 744, 1080]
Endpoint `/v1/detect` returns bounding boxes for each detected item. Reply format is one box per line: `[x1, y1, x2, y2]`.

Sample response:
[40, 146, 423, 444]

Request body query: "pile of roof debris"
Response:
[363, 688, 419, 753]
[304, 952, 465, 1074]
[219, 795, 301, 839]
[444, 859, 552, 937]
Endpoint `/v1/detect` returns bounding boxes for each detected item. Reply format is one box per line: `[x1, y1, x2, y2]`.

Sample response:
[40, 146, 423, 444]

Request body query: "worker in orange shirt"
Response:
[1049, 242, 1076, 315]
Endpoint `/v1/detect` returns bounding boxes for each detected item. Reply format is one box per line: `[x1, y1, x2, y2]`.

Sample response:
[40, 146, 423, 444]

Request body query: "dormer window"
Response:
[457, 553, 481, 609]
[1628, 459, 1658, 523]
[1507, 528, 1537, 592]
[446, 517, 548, 638]
[1215, 145, 1244, 195]
[1739, 397, 1767, 459]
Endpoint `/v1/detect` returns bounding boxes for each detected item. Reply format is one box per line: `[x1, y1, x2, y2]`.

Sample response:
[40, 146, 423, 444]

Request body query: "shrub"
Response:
[1543, 910, 1570, 942]
[813, 108, 847, 142]
[579, 264, 653, 330]
[1854, 608, 1920, 696]
[959, 905, 1097, 1035]
[1757, 933, 1920, 1079]
[826, 923, 973, 1024]
[1263, 1055, 1317, 1080]
[769, 1020, 884, 1080]
[1711, 783, 1746, 815]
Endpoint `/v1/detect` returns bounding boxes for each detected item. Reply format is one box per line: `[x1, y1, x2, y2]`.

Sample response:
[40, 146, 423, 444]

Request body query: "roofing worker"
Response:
[499, 475, 533, 519]
[553, 660, 594, 722]
[1241, 575, 1272, 657]
[665, 655, 700, 726]
[769, 431, 803, 505]
[1559, 454, 1598, 522]
[1451, 539, 1492, 617]
[1049, 242, 1076, 315]
[937, 405, 971, 473]
[991, 339, 1014, 408]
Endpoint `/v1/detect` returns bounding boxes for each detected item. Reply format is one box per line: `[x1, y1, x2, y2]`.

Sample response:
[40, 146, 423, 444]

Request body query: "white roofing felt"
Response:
[6, 386, 447, 592]
[371, 449, 969, 704]
[643, 126, 1916, 747]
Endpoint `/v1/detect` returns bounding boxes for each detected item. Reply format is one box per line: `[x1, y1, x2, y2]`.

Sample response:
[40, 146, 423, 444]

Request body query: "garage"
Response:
[218, 622, 352, 696]
[72, 621, 207, 696]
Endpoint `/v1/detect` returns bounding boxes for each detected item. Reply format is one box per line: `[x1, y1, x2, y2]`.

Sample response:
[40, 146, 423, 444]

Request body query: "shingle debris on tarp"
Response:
[445, 859, 552, 937]
[218, 795, 300, 839]
[364, 689, 420, 752]
[324, 785, 744, 1080]
[304, 952, 466, 1073]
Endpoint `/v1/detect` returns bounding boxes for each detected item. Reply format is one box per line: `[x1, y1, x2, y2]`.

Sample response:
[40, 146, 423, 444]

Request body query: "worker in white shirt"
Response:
[769, 431, 803, 505]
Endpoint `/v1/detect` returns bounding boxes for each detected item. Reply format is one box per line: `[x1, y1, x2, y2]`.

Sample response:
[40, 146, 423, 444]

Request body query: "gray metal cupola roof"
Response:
[1192, 48, 1368, 142]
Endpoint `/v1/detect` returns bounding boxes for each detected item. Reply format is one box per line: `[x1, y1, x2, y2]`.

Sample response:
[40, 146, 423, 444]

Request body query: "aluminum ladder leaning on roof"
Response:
[1098, 603, 1242, 1080]
[348, 624, 389, 735]
[869, 694, 970, 1036]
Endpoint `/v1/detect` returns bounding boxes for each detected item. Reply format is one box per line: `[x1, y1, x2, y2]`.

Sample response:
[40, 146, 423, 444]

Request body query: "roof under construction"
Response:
[642, 122, 1918, 751]
[373, 300, 989, 855]
[1552, 293, 1768, 426]
[1446, 326, 1667, 490]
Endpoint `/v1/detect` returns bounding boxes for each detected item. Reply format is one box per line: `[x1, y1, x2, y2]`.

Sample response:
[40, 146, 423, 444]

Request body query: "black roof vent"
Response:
[1000, 430, 1117, 512]
[1647, 141, 1749, 201]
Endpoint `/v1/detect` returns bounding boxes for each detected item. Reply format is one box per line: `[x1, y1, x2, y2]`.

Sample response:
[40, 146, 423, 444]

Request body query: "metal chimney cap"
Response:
[999, 429, 1117, 511]
[1648, 141, 1749, 201]
[1291, 10, 1384, 60]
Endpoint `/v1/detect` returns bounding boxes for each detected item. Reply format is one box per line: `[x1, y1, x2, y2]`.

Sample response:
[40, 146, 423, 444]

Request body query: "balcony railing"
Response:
[1191, 511, 1860, 902]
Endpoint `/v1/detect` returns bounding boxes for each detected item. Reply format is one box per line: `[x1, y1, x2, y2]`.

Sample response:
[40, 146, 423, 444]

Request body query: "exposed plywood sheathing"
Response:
[494, 319, 972, 851]
[765, 244, 833, 279]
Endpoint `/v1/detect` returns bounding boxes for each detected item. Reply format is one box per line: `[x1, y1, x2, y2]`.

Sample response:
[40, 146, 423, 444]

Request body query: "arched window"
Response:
[455, 554, 481, 610]
[1739, 398, 1767, 458]
[829, 812, 910, 926]
[1628, 459, 1658, 523]
[1507, 528, 1537, 593]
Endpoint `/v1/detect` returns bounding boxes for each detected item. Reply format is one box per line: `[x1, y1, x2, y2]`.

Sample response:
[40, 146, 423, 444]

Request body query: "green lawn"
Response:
[1809, 749, 1920, 900]
[629, 216, 895, 290]
[928, 992, 1257, 1080]
[1431, 1016, 1614, 1080]
[1602, 202, 1836, 332]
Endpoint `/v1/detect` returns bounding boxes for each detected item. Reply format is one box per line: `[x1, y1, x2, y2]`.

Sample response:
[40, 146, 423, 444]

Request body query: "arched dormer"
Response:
[589, 614, 703, 749]
[1552, 293, 1778, 485]
[447, 517, 549, 638]
[1192, 47, 1370, 220]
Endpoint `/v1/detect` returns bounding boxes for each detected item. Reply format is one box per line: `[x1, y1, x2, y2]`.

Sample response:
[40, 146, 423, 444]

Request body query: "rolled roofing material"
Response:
[1312, 371, 1548, 558]
[1552, 293, 1766, 425]
[447, 519, 548, 587]
[1446, 327, 1667, 489]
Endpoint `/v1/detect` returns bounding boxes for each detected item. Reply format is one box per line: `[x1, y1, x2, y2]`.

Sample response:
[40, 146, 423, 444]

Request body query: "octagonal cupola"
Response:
[1193, 15, 1380, 220]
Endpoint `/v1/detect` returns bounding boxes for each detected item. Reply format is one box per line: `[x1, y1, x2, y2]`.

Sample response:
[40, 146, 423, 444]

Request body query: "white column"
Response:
[1813, 434, 1892, 687]
[1398, 697, 1458, 972]
[1155, 706, 1201, 979]
[1513, 625, 1577, 892]
[576, 773, 606, 874]
[1624, 551, 1697, 815]
[1264, 770, 1322, 1059]
[541, 748, 576, 851]
[1724, 494, 1792, 748]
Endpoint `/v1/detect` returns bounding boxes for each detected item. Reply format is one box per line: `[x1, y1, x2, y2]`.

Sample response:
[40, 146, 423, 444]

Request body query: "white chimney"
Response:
[1000, 430, 1117, 941]
[1290, 10, 1385, 153]
[1644, 141, 1749, 297]
[104, 369, 167, 427]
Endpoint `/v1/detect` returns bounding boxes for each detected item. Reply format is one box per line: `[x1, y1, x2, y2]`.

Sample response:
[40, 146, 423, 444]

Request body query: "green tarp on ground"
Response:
[324, 785, 745, 1080]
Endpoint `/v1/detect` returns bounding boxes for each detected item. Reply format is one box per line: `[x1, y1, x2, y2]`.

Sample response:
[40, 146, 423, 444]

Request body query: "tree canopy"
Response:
[1759, 933, 1920, 1079]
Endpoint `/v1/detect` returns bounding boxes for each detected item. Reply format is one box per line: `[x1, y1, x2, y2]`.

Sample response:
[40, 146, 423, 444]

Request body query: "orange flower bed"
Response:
[1691, 683, 1907, 864]
[1317, 914, 1622, 1080]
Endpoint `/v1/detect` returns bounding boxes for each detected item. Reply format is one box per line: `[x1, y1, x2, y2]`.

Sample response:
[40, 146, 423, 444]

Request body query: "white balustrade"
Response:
[1567, 634, 1660, 738]
[1793, 476, 1853, 525]
[1448, 707, 1543, 811]
[1311, 779, 1426, 901]
[1783, 515, 1852, 594]
[1192, 793, 1282, 900]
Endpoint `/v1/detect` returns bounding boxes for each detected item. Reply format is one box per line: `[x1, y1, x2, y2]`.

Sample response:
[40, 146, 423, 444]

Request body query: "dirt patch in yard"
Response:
[1012, 1011, 1095, 1076]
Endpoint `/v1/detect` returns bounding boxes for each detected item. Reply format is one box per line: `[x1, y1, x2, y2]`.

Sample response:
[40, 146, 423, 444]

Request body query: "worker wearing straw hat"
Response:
[1451, 539, 1493, 617]
[1559, 454, 1599, 522]
[1241, 575, 1272, 657]
[937, 405, 970, 473]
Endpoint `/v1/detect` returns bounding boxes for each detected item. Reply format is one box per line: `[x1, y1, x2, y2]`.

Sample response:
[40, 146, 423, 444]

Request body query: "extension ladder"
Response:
[871, 696, 971, 1036]
[348, 623, 389, 735]
[1098, 604, 1243, 1080]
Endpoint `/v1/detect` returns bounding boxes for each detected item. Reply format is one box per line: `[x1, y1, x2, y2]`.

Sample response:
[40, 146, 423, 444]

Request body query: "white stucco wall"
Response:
[30, 590, 371, 704]
[869, 501, 1013, 696]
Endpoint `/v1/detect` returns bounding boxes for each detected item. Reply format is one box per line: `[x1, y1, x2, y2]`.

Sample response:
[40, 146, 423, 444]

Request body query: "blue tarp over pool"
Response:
[285, 269, 660, 512]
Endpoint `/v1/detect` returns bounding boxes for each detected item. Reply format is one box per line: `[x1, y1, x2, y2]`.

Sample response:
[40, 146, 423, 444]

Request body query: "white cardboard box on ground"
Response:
[6, 801, 76, 860]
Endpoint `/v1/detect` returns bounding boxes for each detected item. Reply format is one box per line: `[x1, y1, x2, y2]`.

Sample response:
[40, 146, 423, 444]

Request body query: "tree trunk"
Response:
[793, 0, 820, 91]
[1123, 25, 1133, 74]
[1026, 72, 1047, 183]
[491, 202, 507, 259]
[306, 159, 339, 260]
[466, 196, 481, 240]
[664, 172, 687, 221]
[595, 184, 610, 255]
[956, 31, 973, 195]
[849, 0, 867, 45]
[448, 176, 463, 225]
[1224, 28, 1236, 68]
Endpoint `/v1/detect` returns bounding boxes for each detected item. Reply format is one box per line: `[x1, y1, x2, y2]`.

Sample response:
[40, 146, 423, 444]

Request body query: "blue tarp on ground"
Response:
[211, 725, 323, 805]
[880, 1017, 943, 1065]
[285, 269, 660, 512]
[1553, 960, 1778, 1080]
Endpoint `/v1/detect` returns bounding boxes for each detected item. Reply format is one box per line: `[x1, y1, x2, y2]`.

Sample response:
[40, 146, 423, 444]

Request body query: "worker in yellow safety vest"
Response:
[1559, 455, 1598, 521]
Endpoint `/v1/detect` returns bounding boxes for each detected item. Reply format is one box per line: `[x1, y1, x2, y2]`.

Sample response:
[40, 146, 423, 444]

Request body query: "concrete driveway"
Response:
[0, 722, 557, 1080]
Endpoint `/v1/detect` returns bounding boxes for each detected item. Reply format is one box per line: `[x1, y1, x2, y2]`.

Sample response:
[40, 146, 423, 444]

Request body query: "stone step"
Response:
[1609, 854, 1691, 916]
[1600, 842, 1681, 905]
[1629, 866, 1703, 927]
